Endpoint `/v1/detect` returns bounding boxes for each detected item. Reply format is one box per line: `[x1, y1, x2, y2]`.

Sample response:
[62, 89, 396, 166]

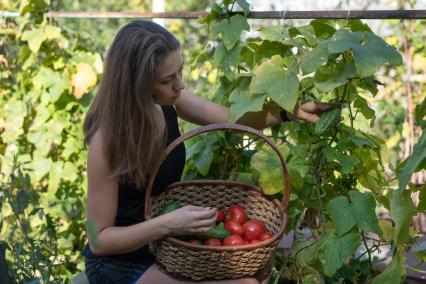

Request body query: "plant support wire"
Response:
[1, 10, 426, 19]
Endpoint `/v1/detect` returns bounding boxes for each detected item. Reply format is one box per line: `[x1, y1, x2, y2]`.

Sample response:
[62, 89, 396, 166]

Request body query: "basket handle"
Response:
[144, 123, 291, 218]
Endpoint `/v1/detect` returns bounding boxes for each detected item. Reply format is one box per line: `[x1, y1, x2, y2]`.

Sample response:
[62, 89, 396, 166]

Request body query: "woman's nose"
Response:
[174, 78, 185, 90]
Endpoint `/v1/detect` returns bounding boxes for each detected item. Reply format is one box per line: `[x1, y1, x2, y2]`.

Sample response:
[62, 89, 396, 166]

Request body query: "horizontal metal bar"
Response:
[1, 10, 426, 20]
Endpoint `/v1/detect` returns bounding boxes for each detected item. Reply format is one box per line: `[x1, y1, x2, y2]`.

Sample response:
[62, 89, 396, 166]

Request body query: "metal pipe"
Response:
[1, 10, 426, 19]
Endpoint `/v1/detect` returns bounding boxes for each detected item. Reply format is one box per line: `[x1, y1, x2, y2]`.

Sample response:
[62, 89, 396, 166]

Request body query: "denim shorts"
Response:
[85, 255, 155, 284]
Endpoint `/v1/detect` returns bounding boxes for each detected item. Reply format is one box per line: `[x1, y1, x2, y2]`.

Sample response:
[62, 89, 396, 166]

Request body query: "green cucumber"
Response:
[314, 107, 342, 135]
[159, 201, 181, 215]
[204, 222, 231, 240]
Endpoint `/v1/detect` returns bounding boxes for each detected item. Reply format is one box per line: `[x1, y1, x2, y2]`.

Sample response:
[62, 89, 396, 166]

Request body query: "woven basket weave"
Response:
[144, 123, 291, 280]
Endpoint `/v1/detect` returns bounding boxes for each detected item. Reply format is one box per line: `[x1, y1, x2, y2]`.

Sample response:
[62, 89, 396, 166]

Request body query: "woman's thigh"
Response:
[136, 264, 261, 284]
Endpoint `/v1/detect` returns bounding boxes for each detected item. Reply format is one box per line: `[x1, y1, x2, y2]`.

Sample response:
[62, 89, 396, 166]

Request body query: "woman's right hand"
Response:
[160, 205, 217, 236]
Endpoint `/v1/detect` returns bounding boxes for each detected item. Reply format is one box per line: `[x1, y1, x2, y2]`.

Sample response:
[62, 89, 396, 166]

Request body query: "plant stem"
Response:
[362, 232, 373, 270]
[346, 82, 354, 128]
[406, 266, 426, 274]
[312, 155, 327, 233]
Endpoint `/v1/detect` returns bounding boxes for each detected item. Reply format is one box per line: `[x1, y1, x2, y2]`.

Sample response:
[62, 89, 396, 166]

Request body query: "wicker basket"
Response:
[144, 123, 290, 280]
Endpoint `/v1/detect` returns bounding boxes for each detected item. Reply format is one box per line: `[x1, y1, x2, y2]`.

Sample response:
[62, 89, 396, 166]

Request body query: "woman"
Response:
[82, 20, 331, 284]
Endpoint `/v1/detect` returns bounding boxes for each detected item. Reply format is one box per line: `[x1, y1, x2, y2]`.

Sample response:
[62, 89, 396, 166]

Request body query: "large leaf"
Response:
[327, 196, 357, 236]
[251, 144, 288, 195]
[212, 14, 250, 50]
[317, 232, 360, 276]
[21, 28, 46, 53]
[327, 191, 382, 236]
[301, 42, 329, 74]
[328, 30, 402, 78]
[213, 42, 242, 71]
[229, 78, 265, 122]
[349, 190, 383, 236]
[323, 146, 360, 174]
[250, 55, 299, 112]
[371, 249, 407, 284]
[314, 62, 357, 92]
[390, 190, 416, 245]
[398, 130, 426, 190]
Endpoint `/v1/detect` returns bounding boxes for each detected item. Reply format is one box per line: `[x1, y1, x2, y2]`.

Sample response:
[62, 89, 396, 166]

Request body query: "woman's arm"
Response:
[175, 88, 333, 129]
[86, 131, 217, 256]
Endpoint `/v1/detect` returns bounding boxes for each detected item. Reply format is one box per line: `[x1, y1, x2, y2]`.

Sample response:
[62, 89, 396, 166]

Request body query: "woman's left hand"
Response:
[288, 101, 339, 123]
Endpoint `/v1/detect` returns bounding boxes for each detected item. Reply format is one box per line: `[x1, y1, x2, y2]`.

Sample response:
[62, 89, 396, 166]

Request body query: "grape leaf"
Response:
[398, 130, 426, 190]
[212, 14, 249, 50]
[327, 191, 382, 236]
[349, 190, 383, 236]
[327, 196, 357, 236]
[390, 190, 416, 245]
[317, 232, 360, 276]
[250, 55, 299, 112]
[301, 42, 329, 74]
[371, 249, 406, 284]
[328, 30, 402, 78]
[229, 78, 265, 122]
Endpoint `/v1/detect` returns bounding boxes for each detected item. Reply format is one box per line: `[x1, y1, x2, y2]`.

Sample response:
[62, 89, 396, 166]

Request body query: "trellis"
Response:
[1, 10, 426, 19]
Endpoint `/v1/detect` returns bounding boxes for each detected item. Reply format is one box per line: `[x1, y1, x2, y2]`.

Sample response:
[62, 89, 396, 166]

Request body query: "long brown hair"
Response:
[83, 20, 180, 187]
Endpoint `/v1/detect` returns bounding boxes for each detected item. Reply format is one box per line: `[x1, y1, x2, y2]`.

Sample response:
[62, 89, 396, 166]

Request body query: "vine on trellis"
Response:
[182, 0, 426, 282]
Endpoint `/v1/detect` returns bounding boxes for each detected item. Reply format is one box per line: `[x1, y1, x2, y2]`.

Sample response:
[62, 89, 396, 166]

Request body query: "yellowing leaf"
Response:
[71, 63, 97, 99]
[379, 219, 394, 242]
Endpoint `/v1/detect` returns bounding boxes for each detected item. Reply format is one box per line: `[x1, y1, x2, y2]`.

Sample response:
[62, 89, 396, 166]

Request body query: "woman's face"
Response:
[152, 48, 185, 105]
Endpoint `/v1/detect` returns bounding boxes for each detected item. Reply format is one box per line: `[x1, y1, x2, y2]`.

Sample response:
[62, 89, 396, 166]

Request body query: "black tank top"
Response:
[83, 105, 186, 262]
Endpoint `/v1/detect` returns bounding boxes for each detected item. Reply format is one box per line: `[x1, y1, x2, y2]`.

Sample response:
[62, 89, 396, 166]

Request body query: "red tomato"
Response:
[244, 240, 250, 245]
[204, 238, 222, 246]
[223, 234, 245, 246]
[243, 220, 265, 241]
[188, 239, 202, 245]
[216, 209, 225, 223]
[250, 239, 261, 244]
[228, 205, 248, 224]
[225, 220, 245, 236]
[258, 232, 273, 241]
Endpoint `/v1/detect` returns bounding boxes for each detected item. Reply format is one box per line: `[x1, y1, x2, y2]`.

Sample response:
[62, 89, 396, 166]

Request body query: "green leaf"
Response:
[328, 30, 402, 78]
[314, 62, 357, 92]
[289, 25, 318, 47]
[327, 196, 357, 236]
[353, 96, 375, 120]
[327, 191, 382, 236]
[1, 100, 26, 143]
[398, 130, 426, 190]
[251, 144, 288, 195]
[390, 190, 416, 245]
[418, 187, 426, 211]
[250, 55, 299, 112]
[21, 28, 46, 53]
[44, 25, 62, 40]
[317, 232, 360, 276]
[309, 19, 337, 40]
[212, 14, 250, 50]
[194, 147, 214, 176]
[371, 249, 407, 284]
[212, 42, 242, 71]
[349, 190, 383, 236]
[301, 42, 330, 74]
[323, 146, 360, 174]
[259, 27, 287, 42]
[229, 78, 266, 122]
[415, 96, 426, 124]
[236, 0, 250, 15]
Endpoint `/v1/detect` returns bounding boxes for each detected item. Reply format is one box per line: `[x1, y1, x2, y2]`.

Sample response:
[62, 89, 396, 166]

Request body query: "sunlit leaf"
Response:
[212, 14, 249, 50]
[250, 55, 299, 112]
